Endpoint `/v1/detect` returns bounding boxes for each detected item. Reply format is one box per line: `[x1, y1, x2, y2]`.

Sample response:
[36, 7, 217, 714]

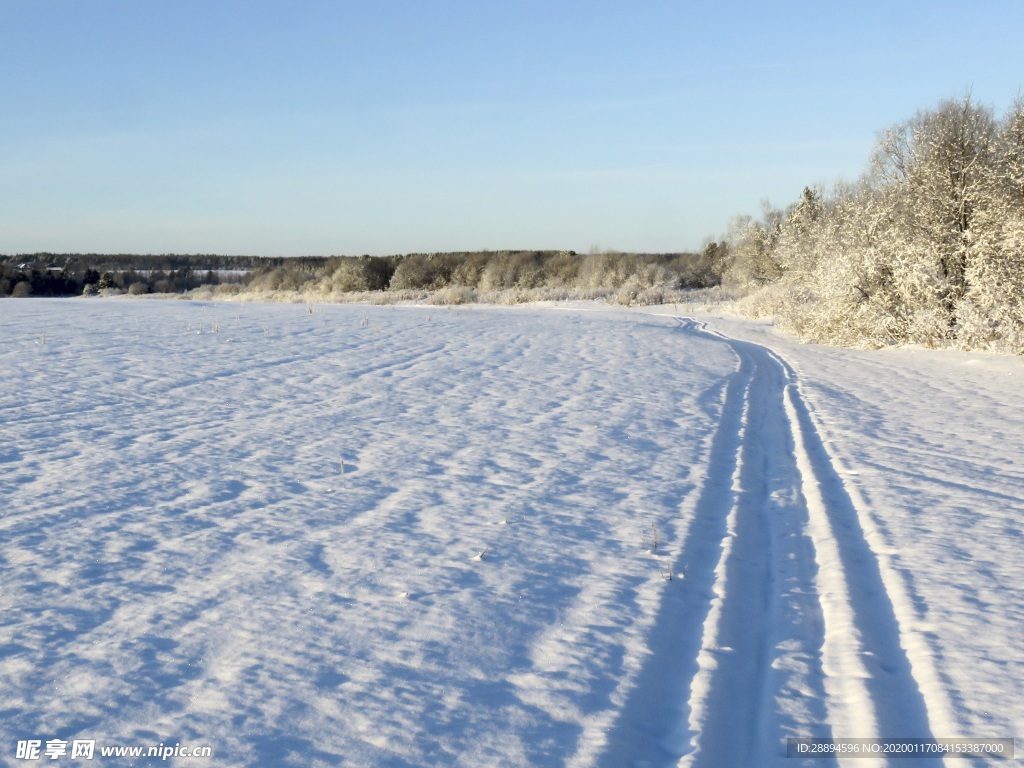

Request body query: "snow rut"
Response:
[597, 319, 952, 767]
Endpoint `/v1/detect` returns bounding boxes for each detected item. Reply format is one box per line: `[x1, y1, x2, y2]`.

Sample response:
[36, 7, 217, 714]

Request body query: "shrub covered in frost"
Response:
[723, 94, 1024, 353]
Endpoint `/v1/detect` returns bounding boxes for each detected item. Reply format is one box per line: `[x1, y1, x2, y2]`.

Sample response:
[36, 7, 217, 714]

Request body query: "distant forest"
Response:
[0, 253, 319, 297]
[0, 249, 725, 302]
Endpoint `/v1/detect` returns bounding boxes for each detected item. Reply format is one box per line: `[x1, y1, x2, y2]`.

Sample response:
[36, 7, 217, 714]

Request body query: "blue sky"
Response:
[2, 1, 1023, 256]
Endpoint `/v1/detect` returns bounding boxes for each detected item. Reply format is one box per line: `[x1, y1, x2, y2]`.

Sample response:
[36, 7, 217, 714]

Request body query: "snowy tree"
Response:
[870, 95, 998, 337]
[958, 99, 1024, 352]
[723, 203, 787, 289]
[741, 94, 1024, 352]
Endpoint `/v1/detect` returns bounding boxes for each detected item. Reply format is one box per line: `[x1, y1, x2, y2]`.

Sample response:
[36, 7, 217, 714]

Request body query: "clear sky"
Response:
[2, 1, 1023, 256]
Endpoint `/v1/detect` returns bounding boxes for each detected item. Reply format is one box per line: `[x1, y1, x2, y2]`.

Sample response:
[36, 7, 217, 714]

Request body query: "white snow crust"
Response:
[1, 299, 1020, 767]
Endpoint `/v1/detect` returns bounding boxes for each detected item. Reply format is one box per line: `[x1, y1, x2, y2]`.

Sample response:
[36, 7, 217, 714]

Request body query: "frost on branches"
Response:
[726, 95, 1024, 354]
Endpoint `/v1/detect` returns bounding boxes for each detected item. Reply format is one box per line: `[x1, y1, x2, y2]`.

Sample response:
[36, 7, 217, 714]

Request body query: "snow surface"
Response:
[1, 299, 1020, 767]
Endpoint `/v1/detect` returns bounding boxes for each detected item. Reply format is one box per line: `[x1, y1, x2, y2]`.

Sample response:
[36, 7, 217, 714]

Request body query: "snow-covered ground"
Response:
[1, 299, 1020, 767]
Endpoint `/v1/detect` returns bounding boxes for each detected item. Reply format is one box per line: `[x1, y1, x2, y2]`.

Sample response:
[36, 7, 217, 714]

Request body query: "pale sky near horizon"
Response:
[2, 1, 1023, 256]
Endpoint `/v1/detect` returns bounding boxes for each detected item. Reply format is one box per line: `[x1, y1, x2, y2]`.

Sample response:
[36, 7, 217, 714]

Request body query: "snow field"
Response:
[1, 300, 735, 767]
[2, 298, 1021, 767]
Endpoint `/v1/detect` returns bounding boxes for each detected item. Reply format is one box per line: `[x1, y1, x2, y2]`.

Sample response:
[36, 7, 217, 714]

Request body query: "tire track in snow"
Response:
[594, 319, 775, 768]
[775, 353, 962, 765]
[675, 322, 823, 768]
[682, 319, 954, 767]
[595, 318, 952, 767]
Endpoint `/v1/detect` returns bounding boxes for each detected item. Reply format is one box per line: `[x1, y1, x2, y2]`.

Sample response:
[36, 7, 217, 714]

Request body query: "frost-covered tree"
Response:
[871, 95, 997, 334]
[734, 93, 1024, 352]
[723, 203, 787, 289]
[958, 99, 1024, 352]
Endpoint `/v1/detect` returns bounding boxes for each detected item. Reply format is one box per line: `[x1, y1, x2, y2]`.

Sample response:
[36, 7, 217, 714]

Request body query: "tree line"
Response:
[722, 93, 1024, 353]
[245, 250, 722, 299]
[0, 261, 243, 297]
[1, 250, 725, 302]
[0, 253, 278, 298]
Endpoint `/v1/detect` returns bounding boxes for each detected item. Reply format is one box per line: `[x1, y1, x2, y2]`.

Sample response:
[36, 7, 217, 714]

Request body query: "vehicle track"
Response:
[595, 318, 953, 767]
